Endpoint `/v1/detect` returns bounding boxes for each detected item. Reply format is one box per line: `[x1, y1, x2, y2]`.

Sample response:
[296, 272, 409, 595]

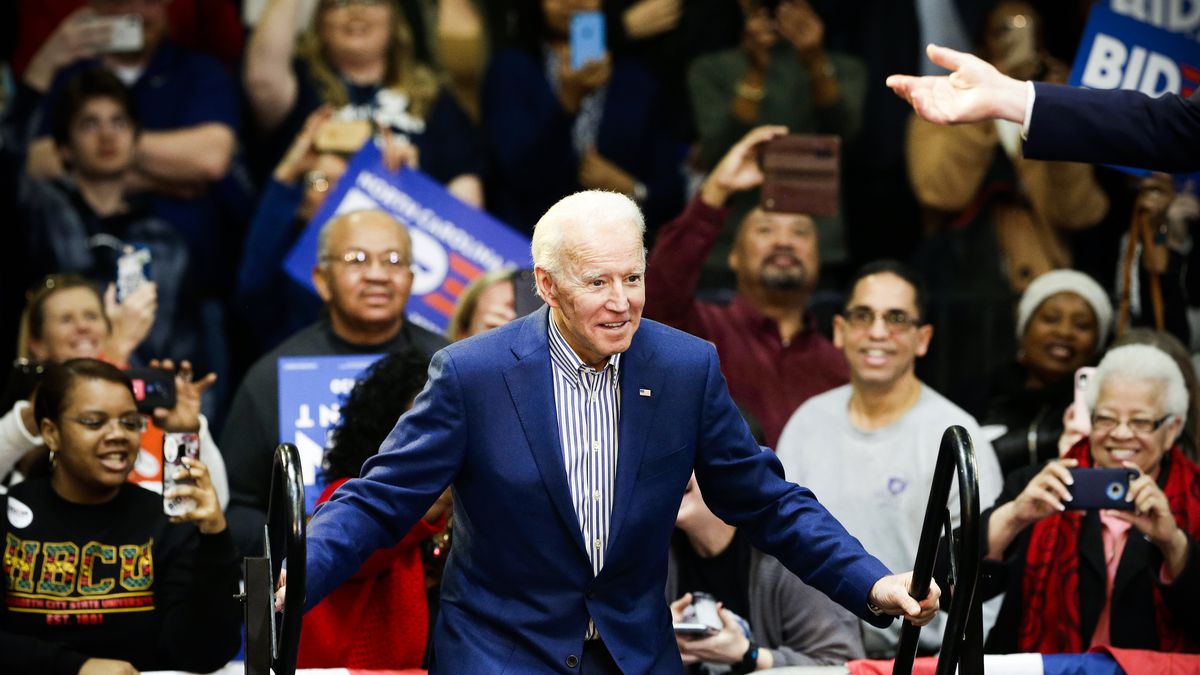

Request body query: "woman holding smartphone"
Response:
[0, 358, 241, 674]
[978, 344, 1200, 653]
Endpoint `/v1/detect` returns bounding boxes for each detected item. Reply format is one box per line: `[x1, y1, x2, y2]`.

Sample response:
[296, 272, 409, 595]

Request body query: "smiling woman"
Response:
[982, 269, 1114, 475]
[978, 344, 1200, 654]
[0, 359, 241, 674]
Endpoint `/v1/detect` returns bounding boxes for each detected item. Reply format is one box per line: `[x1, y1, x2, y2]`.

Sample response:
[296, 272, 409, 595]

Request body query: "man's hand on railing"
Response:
[869, 572, 941, 626]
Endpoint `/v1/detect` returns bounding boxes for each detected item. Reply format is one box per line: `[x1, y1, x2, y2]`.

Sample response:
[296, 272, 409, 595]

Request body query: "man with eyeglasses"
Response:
[220, 209, 447, 556]
[776, 260, 1003, 657]
[647, 126, 848, 446]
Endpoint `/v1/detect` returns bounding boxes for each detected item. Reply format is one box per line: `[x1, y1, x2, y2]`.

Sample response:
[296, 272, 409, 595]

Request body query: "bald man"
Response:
[292, 192, 939, 674]
[221, 210, 447, 556]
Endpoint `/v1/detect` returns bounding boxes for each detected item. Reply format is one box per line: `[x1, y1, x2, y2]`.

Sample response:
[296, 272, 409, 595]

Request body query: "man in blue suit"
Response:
[289, 190, 939, 673]
[887, 44, 1200, 174]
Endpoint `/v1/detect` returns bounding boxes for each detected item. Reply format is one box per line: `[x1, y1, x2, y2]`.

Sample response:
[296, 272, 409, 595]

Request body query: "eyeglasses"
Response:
[842, 307, 921, 332]
[1091, 414, 1172, 435]
[64, 414, 147, 433]
[321, 249, 410, 274]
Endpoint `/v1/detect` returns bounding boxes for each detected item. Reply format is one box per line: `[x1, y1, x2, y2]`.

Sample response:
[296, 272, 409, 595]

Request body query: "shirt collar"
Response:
[546, 310, 622, 382]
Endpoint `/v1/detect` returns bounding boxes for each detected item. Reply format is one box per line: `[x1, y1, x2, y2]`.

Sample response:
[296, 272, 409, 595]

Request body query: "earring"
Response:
[49, 449, 57, 467]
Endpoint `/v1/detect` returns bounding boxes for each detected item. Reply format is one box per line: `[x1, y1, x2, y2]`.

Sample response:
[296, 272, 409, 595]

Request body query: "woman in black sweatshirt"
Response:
[1, 358, 241, 675]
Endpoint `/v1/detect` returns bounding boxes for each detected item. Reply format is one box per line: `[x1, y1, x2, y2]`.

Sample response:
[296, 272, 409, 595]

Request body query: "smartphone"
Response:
[673, 591, 722, 636]
[84, 14, 145, 54]
[115, 246, 151, 303]
[1067, 467, 1138, 510]
[511, 268, 544, 319]
[162, 432, 200, 516]
[125, 367, 176, 414]
[1071, 367, 1096, 435]
[760, 135, 841, 217]
[569, 11, 606, 71]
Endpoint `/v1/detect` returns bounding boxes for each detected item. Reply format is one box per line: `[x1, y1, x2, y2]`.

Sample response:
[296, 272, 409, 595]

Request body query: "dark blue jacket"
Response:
[304, 307, 891, 673]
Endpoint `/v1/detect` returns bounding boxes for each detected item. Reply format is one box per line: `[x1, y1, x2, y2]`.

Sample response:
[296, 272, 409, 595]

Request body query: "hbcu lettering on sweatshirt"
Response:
[4, 534, 155, 626]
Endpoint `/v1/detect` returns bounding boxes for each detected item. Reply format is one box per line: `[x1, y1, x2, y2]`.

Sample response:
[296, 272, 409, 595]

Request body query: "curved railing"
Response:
[242, 443, 306, 675]
[893, 425, 984, 675]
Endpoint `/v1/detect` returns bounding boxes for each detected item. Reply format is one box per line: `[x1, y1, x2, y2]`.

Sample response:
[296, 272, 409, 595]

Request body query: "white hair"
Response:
[530, 190, 646, 279]
[316, 209, 412, 265]
[1086, 344, 1189, 419]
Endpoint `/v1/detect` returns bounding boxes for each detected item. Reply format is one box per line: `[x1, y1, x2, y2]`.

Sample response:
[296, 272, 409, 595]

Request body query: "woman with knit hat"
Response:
[982, 269, 1114, 476]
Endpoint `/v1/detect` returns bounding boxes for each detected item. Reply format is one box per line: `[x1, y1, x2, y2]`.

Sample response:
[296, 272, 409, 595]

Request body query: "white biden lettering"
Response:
[1082, 33, 1182, 96]
[1111, 0, 1200, 33]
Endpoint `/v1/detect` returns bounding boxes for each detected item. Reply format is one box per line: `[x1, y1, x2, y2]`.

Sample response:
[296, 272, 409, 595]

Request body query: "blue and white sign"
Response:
[1068, 1, 1200, 177]
[277, 354, 384, 512]
[1070, 1, 1200, 98]
[283, 142, 531, 333]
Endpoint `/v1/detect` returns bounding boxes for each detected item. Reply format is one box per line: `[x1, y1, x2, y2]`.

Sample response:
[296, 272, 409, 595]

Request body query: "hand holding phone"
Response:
[569, 11, 606, 70]
[80, 14, 144, 54]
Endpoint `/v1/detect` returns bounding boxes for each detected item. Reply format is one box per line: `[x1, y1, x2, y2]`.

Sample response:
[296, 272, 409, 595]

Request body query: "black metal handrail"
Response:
[893, 425, 984, 675]
[243, 443, 306, 675]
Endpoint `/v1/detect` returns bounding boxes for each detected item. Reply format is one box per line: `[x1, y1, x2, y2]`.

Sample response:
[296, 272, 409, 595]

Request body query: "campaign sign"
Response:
[278, 354, 384, 512]
[1070, 2, 1199, 98]
[1069, 1, 1200, 179]
[283, 142, 531, 333]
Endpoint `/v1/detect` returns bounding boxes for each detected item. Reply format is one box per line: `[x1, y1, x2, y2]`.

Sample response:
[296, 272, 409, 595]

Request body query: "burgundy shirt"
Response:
[646, 197, 849, 446]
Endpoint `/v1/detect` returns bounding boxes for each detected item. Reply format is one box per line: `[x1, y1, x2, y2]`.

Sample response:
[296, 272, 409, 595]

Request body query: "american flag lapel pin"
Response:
[639, 388, 652, 397]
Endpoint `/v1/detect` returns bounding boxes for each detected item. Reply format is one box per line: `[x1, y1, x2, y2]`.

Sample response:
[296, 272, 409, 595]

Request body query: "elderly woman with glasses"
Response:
[979, 344, 1200, 654]
[0, 359, 240, 674]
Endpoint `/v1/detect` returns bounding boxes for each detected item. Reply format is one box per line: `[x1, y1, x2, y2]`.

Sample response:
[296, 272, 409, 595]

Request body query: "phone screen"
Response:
[163, 432, 201, 516]
[569, 11, 605, 71]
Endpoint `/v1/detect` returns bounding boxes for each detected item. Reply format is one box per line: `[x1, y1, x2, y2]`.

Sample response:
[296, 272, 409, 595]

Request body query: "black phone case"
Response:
[1067, 467, 1138, 510]
[125, 367, 177, 414]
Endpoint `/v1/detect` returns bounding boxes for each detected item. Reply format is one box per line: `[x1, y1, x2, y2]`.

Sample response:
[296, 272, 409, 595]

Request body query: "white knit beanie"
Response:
[1015, 269, 1113, 352]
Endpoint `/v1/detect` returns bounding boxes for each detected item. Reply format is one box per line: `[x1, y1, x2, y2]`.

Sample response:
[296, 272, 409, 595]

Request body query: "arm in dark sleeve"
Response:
[1153, 532, 1200, 643]
[752, 554, 865, 666]
[219, 370, 275, 557]
[692, 345, 892, 626]
[304, 348, 468, 609]
[153, 527, 242, 672]
[644, 196, 728, 334]
[481, 50, 579, 198]
[420, 88, 485, 184]
[233, 178, 304, 343]
[1024, 83, 1200, 174]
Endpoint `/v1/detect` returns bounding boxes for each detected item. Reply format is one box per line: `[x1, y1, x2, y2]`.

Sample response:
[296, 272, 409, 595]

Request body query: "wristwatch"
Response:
[732, 636, 759, 674]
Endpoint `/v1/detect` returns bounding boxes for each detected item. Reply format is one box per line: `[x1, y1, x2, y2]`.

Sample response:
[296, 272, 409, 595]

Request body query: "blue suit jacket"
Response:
[304, 307, 891, 673]
[1024, 82, 1200, 174]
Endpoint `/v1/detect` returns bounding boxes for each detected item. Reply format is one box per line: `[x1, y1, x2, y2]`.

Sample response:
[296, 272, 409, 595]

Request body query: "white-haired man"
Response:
[221, 209, 447, 556]
[288, 191, 941, 674]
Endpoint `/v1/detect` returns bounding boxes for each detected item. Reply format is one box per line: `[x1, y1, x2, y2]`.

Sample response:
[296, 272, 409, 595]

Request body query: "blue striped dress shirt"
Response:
[547, 313, 621, 638]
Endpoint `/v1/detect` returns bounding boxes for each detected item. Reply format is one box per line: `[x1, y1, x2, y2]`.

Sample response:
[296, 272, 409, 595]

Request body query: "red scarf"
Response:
[1018, 441, 1200, 653]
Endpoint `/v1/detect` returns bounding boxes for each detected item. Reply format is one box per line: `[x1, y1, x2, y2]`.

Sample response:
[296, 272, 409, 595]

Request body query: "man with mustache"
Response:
[775, 260, 1003, 657]
[219, 209, 447, 556]
[647, 126, 846, 446]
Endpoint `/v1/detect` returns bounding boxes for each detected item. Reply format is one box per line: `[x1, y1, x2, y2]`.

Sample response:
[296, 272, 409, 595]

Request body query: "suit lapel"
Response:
[503, 308, 589, 561]
[606, 330, 664, 552]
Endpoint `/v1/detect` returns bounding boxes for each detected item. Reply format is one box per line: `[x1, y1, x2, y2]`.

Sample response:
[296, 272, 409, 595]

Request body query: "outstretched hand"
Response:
[869, 572, 940, 626]
[886, 44, 1028, 126]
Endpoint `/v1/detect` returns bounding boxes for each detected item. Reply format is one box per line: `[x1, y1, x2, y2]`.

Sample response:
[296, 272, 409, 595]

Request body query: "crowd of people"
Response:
[1, 0, 1199, 673]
